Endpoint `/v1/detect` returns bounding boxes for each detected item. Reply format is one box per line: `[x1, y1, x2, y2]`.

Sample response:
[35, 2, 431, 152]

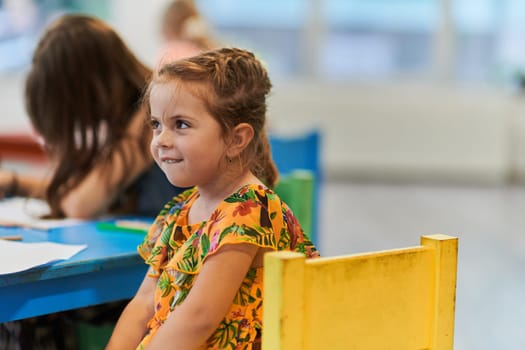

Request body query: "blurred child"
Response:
[157, 0, 217, 65]
[106, 47, 319, 350]
[0, 14, 185, 218]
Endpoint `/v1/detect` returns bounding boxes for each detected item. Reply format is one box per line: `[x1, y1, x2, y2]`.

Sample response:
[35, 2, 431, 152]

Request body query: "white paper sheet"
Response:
[0, 240, 87, 274]
[0, 197, 85, 230]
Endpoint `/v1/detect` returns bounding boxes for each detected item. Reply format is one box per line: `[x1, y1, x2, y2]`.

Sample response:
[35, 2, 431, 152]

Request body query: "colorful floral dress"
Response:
[137, 184, 319, 349]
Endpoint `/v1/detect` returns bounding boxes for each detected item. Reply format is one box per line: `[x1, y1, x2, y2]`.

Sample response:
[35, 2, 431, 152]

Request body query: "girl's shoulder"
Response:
[210, 183, 284, 231]
[219, 183, 280, 213]
[207, 183, 318, 258]
[225, 183, 275, 201]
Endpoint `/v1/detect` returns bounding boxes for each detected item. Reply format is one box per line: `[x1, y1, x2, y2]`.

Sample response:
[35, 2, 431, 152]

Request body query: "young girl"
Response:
[106, 47, 319, 350]
[0, 14, 184, 218]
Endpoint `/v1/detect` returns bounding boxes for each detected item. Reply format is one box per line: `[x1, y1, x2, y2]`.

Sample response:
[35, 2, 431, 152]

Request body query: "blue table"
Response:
[0, 222, 148, 322]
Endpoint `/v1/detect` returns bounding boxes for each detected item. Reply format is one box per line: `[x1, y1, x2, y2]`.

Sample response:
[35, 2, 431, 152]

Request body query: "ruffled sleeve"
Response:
[137, 187, 196, 276]
[165, 185, 290, 275]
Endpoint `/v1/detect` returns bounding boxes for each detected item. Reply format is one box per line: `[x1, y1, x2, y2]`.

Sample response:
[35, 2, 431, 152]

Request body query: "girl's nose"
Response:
[154, 129, 172, 148]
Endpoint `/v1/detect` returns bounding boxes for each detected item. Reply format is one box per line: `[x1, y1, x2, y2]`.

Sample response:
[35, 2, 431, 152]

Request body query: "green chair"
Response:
[273, 170, 315, 243]
[76, 321, 114, 350]
[270, 130, 321, 247]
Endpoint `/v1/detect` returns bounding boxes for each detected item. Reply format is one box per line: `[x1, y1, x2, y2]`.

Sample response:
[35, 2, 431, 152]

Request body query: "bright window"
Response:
[198, 0, 525, 85]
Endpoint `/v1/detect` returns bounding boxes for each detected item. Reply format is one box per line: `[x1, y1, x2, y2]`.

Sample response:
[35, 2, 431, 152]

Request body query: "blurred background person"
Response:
[0, 14, 185, 219]
[157, 0, 217, 66]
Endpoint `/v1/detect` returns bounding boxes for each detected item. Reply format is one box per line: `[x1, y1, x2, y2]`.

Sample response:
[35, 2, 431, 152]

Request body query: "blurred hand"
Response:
[0, 170, 15, 198]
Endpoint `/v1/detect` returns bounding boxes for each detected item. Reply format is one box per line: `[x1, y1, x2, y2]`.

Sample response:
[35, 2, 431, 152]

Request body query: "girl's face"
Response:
[149, 82, 227, 188]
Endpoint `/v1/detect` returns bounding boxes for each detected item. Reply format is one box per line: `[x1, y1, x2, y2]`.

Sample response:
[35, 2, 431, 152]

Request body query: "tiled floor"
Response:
[320, 181, 525, 350]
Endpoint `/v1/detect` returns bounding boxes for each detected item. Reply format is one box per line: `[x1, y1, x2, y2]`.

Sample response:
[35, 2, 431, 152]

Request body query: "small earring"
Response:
[227, 157, 232, 163]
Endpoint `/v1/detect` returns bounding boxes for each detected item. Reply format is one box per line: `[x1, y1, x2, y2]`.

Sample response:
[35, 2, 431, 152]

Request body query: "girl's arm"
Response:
[106, 268, 157, 350]
[145, 243, 259, 350]
[0, 169, 48, 199]
[60, 109, 152, 218]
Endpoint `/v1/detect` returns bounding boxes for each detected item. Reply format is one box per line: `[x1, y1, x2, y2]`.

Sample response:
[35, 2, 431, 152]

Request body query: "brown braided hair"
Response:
[145, 47, 278, 187]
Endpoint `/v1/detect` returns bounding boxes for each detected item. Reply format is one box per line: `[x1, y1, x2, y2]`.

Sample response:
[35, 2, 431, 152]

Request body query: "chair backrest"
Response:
[269, 130, 321, 246]
[273, 170, 314, 240]
[269, 130, 321, 178]
[263, 234, 458, 350]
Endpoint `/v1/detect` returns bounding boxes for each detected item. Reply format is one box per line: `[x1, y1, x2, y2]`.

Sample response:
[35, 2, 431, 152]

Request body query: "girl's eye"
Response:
[149, 118, 160, 130]
[176, 120, 189, 129]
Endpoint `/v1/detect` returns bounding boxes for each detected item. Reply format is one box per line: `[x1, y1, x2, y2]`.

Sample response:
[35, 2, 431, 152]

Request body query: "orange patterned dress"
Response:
[137, 184, 318, 349]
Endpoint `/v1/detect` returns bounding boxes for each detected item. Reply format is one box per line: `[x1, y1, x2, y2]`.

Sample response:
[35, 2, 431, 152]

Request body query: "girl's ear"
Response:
[227, 122, 254, 158]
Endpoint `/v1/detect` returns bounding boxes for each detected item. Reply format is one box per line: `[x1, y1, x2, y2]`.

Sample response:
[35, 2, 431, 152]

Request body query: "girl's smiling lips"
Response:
[160, 156, 183, 164]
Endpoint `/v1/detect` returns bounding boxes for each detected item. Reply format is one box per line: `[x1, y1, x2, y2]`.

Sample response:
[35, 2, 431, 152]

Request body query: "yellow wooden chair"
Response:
[263, 234, 458, 350]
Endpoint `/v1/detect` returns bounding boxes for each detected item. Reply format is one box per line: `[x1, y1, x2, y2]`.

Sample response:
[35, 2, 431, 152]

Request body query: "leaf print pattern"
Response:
[234, 269, 257, 306]
[209, 320, 238, 349]
[136, 184, 319, 349]
[158, 272, 173, 297]
[232, 199, 258, 217]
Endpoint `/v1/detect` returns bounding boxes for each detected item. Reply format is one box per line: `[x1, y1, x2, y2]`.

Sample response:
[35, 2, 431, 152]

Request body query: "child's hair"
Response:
[25, 14, 152, 217]
[146, 47, 278, 187]
[161, 0, 214, 50]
